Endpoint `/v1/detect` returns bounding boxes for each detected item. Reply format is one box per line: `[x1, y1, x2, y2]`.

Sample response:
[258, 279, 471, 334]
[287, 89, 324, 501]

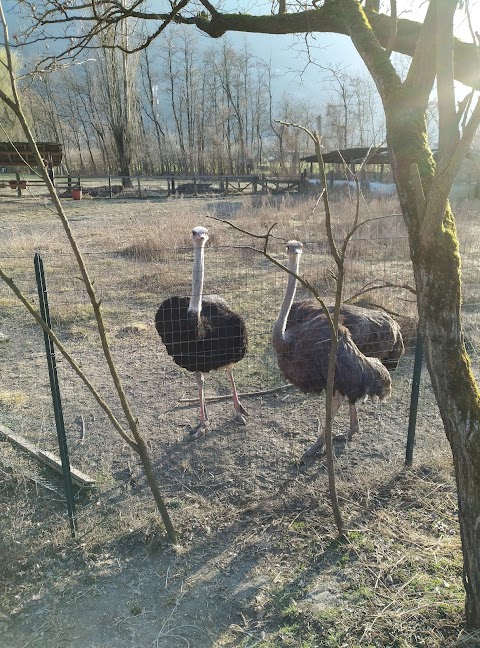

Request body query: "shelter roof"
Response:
[302, 147, 480, 166]
[0, 142, 62, 167]
[301, 147, 390, 165]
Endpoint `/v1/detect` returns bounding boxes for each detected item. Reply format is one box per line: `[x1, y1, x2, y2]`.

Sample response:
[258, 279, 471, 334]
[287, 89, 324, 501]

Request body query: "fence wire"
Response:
[1, 210, 479, 538]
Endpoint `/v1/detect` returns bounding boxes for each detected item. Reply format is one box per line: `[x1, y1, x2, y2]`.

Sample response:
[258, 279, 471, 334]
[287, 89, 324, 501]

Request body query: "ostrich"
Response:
[155, 226, 248, 439]
[288, 303, 404, 370]
[273, 240, 392, 456]
[335, 303, 404, 370]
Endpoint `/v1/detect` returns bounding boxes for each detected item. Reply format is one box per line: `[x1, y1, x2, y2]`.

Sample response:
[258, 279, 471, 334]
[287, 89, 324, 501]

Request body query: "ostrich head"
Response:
[286, 240, 303, 257]
[367, 357, 392, 401]
[192, 226, 209, 246]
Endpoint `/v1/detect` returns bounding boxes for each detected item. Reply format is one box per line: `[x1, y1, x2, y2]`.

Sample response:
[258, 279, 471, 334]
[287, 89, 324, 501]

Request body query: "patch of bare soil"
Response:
[0, 194, 475, 647]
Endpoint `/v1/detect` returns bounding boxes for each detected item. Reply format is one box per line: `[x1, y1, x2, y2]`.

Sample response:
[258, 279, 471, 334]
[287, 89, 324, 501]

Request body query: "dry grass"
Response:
[0, 390, 28, 410]
[235, 458, 466, 648]
[0, 450, 466, 648]
[0, 191, 479, 647]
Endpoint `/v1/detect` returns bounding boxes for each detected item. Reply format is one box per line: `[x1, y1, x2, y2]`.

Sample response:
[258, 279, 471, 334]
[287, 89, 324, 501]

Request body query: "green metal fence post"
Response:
[405, 329, 424, 466]
[34, 253, 77, 536]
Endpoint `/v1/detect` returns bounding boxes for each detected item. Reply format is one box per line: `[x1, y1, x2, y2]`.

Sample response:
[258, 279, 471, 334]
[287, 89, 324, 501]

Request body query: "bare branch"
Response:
[0, 1, 177, 543]
[403, 0, 437, 106]
[436, 0, 459, 158]
[12, 1, 480, 89]
[275, 119, 342, 267]
[385, 0, 397, 58]
[0, 268, 139, 451]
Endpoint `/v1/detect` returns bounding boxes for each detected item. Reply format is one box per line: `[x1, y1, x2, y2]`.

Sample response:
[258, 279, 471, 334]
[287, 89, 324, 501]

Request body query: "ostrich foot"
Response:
[185, 421, 209, 441]
[334, 428, 358, 443]
[301, 434, 326, 461]
[234, 412, 247, 426]
[237, 402, 248, 417]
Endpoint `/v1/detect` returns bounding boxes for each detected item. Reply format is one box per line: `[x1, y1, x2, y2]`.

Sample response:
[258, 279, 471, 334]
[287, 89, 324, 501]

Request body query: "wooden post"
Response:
[194, 177, 198, 196]
[108, 176, 112, 199]
[301, 169, 308, 194]
[261, 175, 267, 195]
[47, 158, 55, 186]
[137, 176, 142, 198]
[16, 171, 21, 197]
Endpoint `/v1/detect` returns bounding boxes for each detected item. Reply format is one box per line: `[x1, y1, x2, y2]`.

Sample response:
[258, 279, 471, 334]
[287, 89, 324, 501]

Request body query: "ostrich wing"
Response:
[287, 300, 404, 370]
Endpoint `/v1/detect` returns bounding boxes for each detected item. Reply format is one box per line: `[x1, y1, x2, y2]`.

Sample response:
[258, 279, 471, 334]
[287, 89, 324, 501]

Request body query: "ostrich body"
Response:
[273, 240, 392, 456]
[287, 302, 404, 370]
[155, 226, 247, 438]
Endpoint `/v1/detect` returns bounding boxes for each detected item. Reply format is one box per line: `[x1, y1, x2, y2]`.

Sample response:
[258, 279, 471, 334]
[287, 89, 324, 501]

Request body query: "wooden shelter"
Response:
[301, 147, 390, 172]
[0, 142, 62, 167]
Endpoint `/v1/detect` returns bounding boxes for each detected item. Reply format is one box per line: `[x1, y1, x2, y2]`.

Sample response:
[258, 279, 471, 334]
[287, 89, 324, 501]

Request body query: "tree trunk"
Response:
[387, 100, 480, 628]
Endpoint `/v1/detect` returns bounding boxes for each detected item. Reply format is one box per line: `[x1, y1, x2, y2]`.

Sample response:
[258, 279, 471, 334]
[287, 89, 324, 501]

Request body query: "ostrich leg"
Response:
[187, 372, 209, 440]
[347, 402, 360, 439]
[302, 391, 345, 459]
[226, 366, 247, 424]
[334, 401, 360, 442]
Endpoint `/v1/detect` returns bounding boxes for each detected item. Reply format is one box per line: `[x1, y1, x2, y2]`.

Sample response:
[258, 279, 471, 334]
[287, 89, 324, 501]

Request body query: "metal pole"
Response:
[34, 253, 77, 536]
[405, 330, 424, 466]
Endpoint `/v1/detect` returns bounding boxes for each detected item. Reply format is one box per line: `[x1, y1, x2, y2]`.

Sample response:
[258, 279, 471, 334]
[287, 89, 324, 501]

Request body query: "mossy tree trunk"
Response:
[388, 104, 480, 626]
[338, 0, 480, 625]
[393, 128, 480, 628]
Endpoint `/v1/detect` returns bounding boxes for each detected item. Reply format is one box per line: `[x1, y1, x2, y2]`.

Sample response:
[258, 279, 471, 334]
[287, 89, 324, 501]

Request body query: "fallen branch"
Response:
[178, 384, 293, 404]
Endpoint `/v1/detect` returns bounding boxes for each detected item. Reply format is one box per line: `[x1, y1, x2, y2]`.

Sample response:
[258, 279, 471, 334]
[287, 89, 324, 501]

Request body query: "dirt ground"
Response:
[0, 191, 477, 647]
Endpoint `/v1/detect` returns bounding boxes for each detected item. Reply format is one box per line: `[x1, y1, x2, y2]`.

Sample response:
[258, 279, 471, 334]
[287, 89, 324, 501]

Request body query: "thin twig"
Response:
[178, 384, 293, 404]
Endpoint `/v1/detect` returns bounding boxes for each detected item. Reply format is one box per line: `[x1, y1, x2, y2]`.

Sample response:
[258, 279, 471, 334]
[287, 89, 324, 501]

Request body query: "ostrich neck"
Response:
[188, 244, 205, 315]
[273, 253, 301, 344]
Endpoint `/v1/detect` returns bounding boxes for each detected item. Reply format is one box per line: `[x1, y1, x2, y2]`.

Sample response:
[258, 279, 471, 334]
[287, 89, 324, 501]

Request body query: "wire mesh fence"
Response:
[1, 196, 479, 538]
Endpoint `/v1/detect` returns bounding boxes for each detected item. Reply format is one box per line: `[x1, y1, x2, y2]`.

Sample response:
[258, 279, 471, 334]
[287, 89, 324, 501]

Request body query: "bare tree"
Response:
[321, 66, 385, 150]
[94, 8, 143, 186]
[140, 48, 166, 173]
[27, 73, 70, 168]
[0, 48, 29, 139]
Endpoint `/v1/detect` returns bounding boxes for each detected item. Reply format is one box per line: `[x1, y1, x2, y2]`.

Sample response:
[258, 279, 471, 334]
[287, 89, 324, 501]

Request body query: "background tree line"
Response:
[6, 25, 387, 177]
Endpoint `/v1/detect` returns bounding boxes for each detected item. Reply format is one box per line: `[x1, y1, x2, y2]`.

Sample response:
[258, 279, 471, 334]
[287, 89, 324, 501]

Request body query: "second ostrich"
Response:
[273, 240, 392, 456]
[155, 226, 247, 439]
[287, 302, 404, 371]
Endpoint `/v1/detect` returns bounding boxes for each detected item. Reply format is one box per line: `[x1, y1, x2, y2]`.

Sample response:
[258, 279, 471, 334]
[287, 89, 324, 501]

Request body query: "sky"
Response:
[2, 0, 479, 109]
[2, 0, 364, 90]
[4, 0, 478, 90]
